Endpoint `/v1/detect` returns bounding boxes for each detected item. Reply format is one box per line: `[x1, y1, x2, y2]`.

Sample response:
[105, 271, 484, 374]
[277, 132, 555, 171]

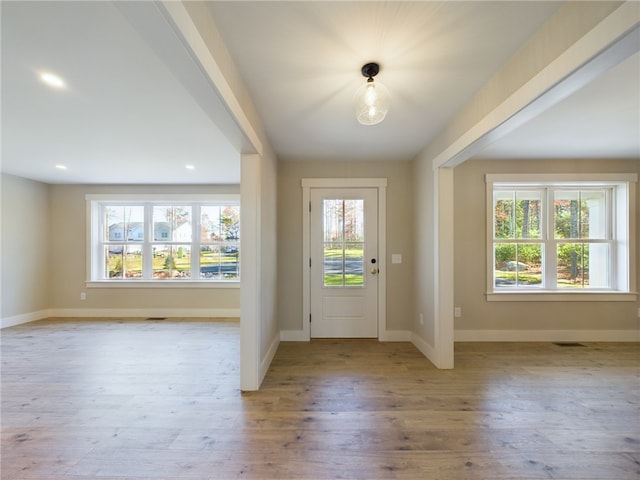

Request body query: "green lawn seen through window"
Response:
[107, 249, 238, 278]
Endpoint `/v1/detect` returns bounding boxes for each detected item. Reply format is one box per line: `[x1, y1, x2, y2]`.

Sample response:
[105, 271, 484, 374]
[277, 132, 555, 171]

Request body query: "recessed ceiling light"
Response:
[55, 164, 67, 170]
[40, 72, 66, 89]
[185, 164, 195, 170]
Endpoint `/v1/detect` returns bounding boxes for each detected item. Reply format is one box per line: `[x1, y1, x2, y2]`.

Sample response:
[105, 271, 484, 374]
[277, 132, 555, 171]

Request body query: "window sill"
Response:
[486, 291, 637, 302]
[86, 280, 240, 289]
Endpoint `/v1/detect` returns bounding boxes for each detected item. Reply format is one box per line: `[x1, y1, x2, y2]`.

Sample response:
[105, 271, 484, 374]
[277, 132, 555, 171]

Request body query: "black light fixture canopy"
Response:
[361, 62, 380, 80]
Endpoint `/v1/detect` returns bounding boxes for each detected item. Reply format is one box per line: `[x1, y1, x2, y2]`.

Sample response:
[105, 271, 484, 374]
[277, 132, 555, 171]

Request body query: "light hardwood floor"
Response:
[1, 318, 638, 479]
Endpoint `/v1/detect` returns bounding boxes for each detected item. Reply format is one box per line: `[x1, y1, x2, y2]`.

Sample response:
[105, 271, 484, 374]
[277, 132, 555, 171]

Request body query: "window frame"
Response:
[485, 174, 637, 302]
[86, 194, 240, 288]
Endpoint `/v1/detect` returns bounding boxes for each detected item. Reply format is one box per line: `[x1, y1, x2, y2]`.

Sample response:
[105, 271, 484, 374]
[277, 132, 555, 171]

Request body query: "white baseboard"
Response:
[1, 308, 239, 329]
[279, 329, 413, 342]
[455, 329, 640, 342]
[280, 330, 309, 341]
[380, 330, 412, 341]
[411, 332, 438, 364]
[260, 333, 280, 387]
[1, 310, 52, 329]
[50, 308, 240, 319]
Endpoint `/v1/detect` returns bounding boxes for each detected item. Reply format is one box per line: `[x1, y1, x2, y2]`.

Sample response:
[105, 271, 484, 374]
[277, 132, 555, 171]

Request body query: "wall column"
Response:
[434, 167, 455, 368]
[240, 154, 261, 391]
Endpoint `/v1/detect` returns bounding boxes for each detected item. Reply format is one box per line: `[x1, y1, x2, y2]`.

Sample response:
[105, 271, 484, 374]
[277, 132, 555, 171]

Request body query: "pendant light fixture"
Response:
[354, 62, 389, 126]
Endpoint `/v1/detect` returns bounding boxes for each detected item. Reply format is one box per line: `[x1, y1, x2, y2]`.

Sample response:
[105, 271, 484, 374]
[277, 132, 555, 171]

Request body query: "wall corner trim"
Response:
[411, 332, 451, 368]
[259, 333, 280, 386]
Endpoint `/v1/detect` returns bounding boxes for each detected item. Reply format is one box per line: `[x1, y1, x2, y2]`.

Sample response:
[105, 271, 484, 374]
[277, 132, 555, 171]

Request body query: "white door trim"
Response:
[302, 178, 387, 341]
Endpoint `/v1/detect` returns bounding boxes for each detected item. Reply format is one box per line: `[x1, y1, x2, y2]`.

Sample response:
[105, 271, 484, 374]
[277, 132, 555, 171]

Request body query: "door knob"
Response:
[370, 268, 378, 275]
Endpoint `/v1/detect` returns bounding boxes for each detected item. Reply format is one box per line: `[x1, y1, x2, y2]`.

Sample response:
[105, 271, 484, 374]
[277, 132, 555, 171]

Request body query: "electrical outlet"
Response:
[454, 307, 461, 318]
[80, 292, 86, 301]
[419, 313, 424, 326]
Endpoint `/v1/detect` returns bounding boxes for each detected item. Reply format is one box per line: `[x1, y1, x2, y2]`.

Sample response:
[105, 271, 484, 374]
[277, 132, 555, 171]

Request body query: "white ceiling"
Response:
[207, 1, 563, 162]
[1, 1, 638, 185]
[477, 49, 640, 160]
[1, 1, 242, 184]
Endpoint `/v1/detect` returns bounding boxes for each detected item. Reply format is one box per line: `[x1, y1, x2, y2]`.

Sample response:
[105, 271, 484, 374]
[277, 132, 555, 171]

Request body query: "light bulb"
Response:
[354, 79, 389, 126]
[365, 83, 378, 106]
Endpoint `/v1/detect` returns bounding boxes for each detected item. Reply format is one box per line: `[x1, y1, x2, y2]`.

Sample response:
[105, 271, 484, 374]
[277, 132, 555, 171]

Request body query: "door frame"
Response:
[301, 178, 387, 341]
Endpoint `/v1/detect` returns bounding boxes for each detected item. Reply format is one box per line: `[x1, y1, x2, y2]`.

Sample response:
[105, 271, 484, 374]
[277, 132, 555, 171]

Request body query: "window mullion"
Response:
[486, 181, 495, 293]
[607, 188, 615, 289]
[97, 203, 106, 280]
[193, 204, 201, 280]
[143, 204, 153, 279]
[545, 188, 557, 289]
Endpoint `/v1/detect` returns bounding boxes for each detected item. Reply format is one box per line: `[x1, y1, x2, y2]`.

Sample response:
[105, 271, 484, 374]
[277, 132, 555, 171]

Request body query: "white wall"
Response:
[1, 174, 51, 327]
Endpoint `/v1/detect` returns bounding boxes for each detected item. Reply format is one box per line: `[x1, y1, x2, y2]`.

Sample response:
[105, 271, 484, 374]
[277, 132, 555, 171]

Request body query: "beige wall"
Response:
[277, 160, 414, 334]
[258, 148, 280, 367]
[49, 183, 240, 313]
[411, 154, 437, 347]
[453, 158, 639, 333]
[1, 174, 51, 322]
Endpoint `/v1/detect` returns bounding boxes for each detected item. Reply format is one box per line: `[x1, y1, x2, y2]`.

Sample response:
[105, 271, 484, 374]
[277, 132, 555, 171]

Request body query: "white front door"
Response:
[310, 188, 378, 338]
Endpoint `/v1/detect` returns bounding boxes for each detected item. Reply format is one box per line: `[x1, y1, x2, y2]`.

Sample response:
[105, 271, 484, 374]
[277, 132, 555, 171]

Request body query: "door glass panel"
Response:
[345, 242, 364, 285]
[323, 199, 364, 287]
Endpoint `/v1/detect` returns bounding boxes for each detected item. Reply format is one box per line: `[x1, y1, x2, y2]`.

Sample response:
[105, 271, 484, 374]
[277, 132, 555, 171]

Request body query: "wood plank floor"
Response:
[1, 318, 638, 479]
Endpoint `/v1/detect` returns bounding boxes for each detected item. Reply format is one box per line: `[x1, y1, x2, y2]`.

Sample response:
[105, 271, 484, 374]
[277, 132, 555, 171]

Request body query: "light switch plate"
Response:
[391, 254, 402, 264]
